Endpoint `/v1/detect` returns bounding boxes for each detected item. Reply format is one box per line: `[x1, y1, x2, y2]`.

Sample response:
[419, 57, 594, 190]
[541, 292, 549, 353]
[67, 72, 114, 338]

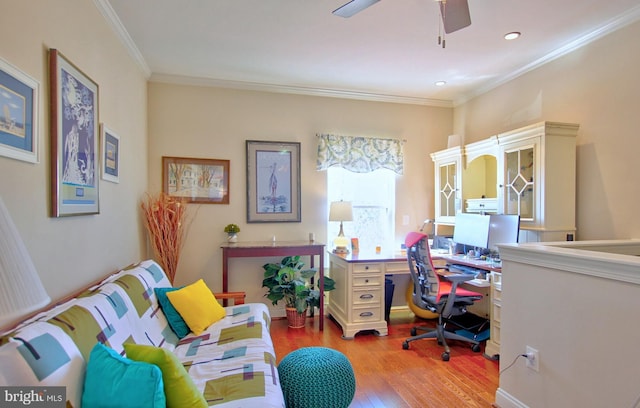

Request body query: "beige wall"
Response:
[3, 1, 638, 326]
[0, 1, 148, 302]
[147, 82, 451, 308]
[454, 19, 640, 241]
[453, 18, 640, 408]
[497, 242, 640, 408]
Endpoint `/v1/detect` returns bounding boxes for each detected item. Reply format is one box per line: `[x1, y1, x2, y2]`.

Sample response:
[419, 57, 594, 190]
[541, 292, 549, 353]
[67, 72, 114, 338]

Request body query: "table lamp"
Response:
[329, 201, 353, 254]
[0, 196, 50, 328]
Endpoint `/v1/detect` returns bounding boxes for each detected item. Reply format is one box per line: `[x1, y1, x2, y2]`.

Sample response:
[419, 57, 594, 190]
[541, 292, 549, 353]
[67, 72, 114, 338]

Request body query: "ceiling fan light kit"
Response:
[439, 0, 471, 34]
[333, 0, 472, 48]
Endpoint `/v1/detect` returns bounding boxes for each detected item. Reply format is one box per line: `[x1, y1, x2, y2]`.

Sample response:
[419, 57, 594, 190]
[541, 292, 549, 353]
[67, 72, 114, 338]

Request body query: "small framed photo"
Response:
[162, 156, 230, 204]
[100, 124, 120, 183]
[49, 49, 99, 217]
[246, 140, 301, 223]
[0, 57, 39, 163]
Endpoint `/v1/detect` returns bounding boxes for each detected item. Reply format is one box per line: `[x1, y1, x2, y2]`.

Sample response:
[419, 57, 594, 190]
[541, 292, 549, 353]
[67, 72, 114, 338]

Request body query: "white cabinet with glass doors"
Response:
[430, 146, 462, 227]
[497, 121, 579, 242]
[430, 121, 579, 242]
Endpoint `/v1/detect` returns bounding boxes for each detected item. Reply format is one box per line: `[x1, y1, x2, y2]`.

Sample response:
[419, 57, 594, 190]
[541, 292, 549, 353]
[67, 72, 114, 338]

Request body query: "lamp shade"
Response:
[0, 196, 50, 328]
[329, 201, 353, 222]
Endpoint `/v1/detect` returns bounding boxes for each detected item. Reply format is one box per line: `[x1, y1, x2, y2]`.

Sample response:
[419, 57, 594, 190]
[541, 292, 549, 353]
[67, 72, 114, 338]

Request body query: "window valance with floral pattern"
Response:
[316, 134, 404, 175]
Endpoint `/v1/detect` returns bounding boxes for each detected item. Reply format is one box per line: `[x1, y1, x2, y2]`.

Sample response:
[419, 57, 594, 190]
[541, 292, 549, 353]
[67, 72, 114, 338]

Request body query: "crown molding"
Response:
[454, 4, 640, 106]
[149, 73, 454, 107]
[93, 0, 151, 78]
[95, 0, 450, 107]
[97, 0, 640, 109]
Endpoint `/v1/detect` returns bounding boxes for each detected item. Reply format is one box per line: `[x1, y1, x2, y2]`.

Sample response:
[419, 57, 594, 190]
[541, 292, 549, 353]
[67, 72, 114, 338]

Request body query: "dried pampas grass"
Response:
[141, 193, 188, 283]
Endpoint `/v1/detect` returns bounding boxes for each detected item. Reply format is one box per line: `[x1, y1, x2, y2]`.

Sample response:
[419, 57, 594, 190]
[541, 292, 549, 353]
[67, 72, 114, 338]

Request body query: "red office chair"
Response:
[402, 231, 484, 361]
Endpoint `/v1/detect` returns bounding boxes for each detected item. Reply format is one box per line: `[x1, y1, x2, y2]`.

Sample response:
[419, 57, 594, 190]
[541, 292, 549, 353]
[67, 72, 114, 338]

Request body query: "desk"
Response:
[220, 241, 325, 330]
[436, 252, 502, 359]
[327, 251, 409, 339]
[327, 251, 495, 339]
[327, 250, 501, 354]
[436, 253, 502, 273]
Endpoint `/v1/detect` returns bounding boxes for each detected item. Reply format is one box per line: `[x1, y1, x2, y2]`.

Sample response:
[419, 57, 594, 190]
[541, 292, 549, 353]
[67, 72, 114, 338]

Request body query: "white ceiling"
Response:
[102, 0, 640, 106]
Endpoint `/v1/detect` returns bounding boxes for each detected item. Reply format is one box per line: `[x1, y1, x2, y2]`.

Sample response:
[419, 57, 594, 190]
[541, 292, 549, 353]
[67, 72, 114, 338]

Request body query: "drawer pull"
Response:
[359, 294, 374, 300]
[365, 266, 369, 270]
[365, 279, 369, 283]
[359, 311, 373, 317]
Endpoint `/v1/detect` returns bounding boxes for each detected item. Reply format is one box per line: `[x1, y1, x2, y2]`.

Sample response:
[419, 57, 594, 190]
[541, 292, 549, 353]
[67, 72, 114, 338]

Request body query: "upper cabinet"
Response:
[430, 146, 462, 226]
[497, 122, 579, 242]
[431, 121, 579, 243]
[463, 136, 499, 215]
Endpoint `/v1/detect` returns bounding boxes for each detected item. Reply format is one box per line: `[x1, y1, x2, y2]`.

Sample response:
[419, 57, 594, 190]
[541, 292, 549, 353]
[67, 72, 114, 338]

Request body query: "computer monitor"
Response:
[453, 213, 490, 251]
[487, 214, 520, 252]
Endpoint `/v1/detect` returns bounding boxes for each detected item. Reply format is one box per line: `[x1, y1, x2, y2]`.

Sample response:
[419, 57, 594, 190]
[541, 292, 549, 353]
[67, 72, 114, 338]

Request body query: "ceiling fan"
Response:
[333, 0, 472, 40]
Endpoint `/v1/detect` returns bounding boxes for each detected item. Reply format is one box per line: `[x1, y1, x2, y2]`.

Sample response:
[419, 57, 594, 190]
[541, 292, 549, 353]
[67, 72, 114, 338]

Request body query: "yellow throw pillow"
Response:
[124, 343, 207, 408]
[166, 279, 226, 335]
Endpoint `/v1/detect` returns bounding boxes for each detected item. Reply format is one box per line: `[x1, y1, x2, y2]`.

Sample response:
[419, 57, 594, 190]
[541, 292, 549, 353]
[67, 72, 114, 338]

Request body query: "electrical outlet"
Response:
[526, 346, 539, 372]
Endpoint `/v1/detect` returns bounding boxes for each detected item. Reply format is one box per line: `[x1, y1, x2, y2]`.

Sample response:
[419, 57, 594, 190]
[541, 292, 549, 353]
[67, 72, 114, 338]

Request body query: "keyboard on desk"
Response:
[448, 264, 482, 276]
[447, 264, 491, 287]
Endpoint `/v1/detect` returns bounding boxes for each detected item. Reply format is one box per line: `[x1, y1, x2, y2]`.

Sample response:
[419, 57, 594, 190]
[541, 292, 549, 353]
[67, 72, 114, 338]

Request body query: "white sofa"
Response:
[0, 260, 285, 407]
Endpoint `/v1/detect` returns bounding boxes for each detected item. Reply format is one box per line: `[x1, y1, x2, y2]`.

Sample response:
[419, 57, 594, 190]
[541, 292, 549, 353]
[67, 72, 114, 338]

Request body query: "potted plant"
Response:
[224, 223, 240, 242]
[262, 256, 336, 328]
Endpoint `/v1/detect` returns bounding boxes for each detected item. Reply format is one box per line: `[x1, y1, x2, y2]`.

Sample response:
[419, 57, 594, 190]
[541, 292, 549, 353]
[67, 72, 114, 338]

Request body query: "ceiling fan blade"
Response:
[333, 0, 381, 18]
[440, 0, 471, 33]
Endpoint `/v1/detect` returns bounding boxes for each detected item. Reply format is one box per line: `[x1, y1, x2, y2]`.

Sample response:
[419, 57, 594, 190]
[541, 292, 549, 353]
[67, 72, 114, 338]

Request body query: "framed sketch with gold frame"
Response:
[162, 156, 230, 204]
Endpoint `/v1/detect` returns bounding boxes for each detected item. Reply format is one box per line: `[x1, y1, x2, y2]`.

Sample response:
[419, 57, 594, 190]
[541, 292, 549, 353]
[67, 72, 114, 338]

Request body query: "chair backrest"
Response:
[405, 232, 441, 308]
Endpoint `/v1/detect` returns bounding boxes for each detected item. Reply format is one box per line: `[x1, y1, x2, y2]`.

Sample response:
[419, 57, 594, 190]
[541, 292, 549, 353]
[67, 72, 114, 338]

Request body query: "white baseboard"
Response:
[495, 388, 528, 408]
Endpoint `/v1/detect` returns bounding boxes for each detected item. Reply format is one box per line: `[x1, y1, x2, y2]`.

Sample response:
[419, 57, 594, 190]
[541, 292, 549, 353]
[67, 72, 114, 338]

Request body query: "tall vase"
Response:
[286, 307, 307, 329]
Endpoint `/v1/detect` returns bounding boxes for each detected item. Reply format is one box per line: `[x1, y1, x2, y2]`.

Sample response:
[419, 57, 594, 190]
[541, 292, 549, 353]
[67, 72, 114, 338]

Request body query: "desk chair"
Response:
[402, 231, 484, 361]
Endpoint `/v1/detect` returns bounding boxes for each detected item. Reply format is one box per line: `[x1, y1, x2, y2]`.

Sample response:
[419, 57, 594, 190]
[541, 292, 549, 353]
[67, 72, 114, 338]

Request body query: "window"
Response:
[327, 167, 396, 253]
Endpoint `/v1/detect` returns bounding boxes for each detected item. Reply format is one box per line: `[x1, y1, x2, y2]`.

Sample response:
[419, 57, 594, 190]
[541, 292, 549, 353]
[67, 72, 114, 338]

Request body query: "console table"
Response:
[220, 241, 326, 330]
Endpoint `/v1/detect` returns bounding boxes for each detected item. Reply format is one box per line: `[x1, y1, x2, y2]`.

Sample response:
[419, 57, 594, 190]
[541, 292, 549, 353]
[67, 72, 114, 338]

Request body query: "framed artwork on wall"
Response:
[100, 124, 120, 183]
[246, 140, 301, 223]
[162, 156, 230, 204]
[0, 57, 39, 163]
[49, 49, 99, 217]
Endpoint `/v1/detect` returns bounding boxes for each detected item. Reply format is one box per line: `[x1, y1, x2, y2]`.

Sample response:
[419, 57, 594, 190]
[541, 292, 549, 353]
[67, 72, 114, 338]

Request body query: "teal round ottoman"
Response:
[278, 347, 355, 408]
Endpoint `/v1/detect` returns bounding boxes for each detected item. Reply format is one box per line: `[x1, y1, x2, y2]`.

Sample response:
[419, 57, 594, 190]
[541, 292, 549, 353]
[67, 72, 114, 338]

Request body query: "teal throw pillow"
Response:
[82, 342, 165, 408]
[155, 286, 190, 338]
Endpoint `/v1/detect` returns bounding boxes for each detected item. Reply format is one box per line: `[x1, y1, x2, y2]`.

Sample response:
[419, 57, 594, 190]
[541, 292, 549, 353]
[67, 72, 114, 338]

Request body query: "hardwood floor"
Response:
[271, 310, 499, 408]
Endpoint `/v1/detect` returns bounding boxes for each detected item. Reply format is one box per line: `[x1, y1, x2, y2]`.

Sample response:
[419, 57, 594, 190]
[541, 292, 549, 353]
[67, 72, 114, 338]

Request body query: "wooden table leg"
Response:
[222, 248, 229, 307]
[319, 253, 324, 331]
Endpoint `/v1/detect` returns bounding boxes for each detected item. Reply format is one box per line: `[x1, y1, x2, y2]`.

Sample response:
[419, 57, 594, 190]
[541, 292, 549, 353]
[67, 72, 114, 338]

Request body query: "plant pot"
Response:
[286, 307, 307, 329]
[227, 233, 238, 243]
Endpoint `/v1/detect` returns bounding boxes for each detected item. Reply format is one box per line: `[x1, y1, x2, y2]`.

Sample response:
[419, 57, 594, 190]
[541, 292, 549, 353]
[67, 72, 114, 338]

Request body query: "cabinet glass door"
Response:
[504, 147, 534, 219]
[439, 163, 457, 217]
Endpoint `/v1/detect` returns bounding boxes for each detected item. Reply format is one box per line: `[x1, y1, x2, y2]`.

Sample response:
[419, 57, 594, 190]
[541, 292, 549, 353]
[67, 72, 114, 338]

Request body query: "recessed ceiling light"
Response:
[504, 32, 521, 40]
[435, 81, 447, 86]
